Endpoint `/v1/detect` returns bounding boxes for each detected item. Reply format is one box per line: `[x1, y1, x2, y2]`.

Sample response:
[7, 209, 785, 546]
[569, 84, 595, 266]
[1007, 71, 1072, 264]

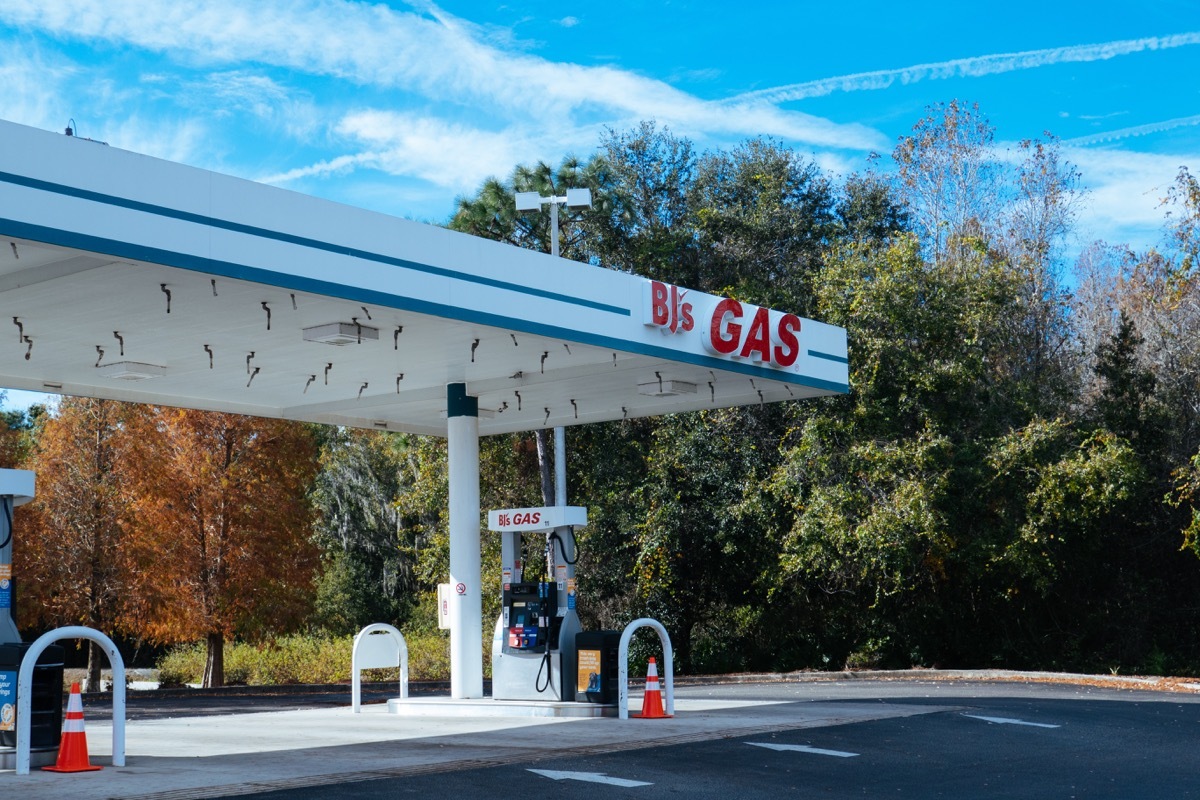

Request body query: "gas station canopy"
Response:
[0, 120, 847, 434]
[0, 118, 850, 701]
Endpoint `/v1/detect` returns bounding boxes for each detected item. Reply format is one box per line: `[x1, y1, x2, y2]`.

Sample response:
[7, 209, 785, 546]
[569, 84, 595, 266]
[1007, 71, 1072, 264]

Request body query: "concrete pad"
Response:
[1, 697, 956, 800]
[387, 696, 618, 717]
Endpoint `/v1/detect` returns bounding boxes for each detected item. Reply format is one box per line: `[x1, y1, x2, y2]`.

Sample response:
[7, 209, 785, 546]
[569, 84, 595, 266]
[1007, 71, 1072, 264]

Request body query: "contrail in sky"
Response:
[1065, 114, 1200, 146]
[732, 32, 1200, 105]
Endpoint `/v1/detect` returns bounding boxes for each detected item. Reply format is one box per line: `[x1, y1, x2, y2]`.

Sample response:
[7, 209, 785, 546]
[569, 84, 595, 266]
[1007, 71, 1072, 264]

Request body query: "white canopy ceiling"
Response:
[0, 120, 848, 436]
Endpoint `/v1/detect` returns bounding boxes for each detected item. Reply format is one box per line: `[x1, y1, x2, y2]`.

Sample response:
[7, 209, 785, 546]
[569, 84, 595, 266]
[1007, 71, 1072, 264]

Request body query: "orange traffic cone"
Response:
[43, 682, 102, 772]
[632, 657, 670, 719]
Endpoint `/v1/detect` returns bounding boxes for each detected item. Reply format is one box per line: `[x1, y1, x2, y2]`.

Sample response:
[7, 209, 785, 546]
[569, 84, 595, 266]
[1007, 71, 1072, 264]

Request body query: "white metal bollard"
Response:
[617, 618, 674, 720]
[17, 626, 126, 774]
[351, 623, 409, 712]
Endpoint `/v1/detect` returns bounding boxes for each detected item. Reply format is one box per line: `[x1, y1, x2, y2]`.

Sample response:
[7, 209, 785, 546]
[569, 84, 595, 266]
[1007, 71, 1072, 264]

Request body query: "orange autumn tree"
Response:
[16, 398, 143, 691]
[123, 408, 320, 687]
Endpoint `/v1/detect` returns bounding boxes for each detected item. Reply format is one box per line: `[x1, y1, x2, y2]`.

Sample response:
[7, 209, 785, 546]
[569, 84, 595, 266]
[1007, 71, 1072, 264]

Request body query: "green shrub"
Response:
[157, 642, 205, 687]
[155, 630, 459, 685]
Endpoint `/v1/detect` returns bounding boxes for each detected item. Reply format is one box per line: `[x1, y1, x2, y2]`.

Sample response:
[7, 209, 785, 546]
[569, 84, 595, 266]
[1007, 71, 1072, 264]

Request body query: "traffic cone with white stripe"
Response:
[43, 682, 102, 772]
[632, 657, 670, 719]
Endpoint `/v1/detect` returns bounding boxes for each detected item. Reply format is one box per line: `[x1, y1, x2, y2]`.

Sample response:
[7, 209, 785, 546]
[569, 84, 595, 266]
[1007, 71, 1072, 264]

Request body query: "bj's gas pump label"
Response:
[0, 670, 15, 732]
[0, 564, 11, 609]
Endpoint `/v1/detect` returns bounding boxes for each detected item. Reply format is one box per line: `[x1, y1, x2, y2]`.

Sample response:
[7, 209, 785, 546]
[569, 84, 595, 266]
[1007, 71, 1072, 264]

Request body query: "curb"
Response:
[73, 680, 460, 701]
[669, 668, 1200, 693]
[75, 668, 1200, 700]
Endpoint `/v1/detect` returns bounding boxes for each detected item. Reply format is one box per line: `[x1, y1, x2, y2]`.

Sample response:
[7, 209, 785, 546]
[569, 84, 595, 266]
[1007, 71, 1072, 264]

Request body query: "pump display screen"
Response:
[510, 601, 537, 628]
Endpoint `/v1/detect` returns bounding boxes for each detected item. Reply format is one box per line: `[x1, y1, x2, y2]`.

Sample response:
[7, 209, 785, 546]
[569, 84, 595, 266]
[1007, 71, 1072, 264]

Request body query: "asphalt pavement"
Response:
[3, 675, 1198, 799]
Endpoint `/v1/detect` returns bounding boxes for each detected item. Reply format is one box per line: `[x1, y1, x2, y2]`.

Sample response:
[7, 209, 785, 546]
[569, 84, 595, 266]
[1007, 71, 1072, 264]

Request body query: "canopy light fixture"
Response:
[98, 361, 167, 381]
[638, 379, 697, 397]
[303, 322, 379, 346]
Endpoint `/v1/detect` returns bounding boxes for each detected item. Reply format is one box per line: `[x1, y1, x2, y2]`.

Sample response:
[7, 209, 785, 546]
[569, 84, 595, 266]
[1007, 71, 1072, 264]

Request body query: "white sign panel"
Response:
[487, 506, 588, 532]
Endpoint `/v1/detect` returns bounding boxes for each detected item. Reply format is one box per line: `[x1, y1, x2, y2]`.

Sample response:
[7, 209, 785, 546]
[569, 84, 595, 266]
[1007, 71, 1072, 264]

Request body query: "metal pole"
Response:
[554, 427, 567, 507]
[550, 196, 568, 546]
[550, 199, 566, 509]
[550, 200, 560, 259]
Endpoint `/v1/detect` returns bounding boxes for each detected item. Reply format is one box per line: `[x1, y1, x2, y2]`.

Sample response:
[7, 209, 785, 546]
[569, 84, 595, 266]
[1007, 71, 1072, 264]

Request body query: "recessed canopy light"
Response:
[98, 361, 166, 381]
[638, 380, 697, 397]
[303, 322, 380, 345]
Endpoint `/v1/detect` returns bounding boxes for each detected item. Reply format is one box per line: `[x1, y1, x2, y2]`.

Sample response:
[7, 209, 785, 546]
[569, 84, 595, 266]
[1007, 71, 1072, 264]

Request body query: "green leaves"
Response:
[310, 429, 415, 633]
[430, 115, 1200, 674]
[1170, 450, 1200, 557]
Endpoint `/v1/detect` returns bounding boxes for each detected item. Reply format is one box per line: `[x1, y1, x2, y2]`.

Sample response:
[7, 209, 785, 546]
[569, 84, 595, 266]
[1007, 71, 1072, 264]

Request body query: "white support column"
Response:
[447, 383, 483, 699]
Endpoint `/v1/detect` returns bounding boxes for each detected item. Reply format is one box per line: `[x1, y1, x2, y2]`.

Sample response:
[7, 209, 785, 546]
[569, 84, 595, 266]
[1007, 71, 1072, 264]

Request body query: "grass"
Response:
[156, 630, 459, 687]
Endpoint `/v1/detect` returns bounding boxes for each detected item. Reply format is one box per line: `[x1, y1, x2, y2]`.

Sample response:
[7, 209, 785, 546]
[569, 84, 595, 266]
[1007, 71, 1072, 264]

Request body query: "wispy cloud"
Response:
[0, 39, 204, 164]
[337, 110, 566, 188]
[3, 0, 1191, 248]
[0, 0, 892, 199]
[0, 40, 79, 132]
[259, 152, 376, 185]
[1063, 145, 1194, 245]
[0, 0, 882, 151]
[1065, 115, 1200, 147]
[733, 32, 1200, 105]
[259, 111, 601, 194]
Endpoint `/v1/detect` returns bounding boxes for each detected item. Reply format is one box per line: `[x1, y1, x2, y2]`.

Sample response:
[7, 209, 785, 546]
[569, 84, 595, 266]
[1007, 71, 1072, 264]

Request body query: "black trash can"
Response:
[0, 642, 65, 765]
[575, 630, 621, 704]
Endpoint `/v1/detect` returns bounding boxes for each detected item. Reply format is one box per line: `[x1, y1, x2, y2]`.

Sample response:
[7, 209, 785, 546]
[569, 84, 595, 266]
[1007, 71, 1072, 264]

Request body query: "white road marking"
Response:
[747, 742, 860, 757]
[962, 714, 1061, 728]
[528, 769, 653, 787]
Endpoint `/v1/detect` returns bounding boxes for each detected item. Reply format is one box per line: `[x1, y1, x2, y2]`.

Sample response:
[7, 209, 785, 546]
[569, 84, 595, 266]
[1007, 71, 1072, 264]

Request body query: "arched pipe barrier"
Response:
[351, 623, 409, 712]
[17, 626, 125, 774]
[617, 618, 674, 720]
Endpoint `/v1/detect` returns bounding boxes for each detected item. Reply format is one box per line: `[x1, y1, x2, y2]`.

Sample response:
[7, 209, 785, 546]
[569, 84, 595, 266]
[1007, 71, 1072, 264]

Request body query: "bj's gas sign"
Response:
[643, 280, 803, 370]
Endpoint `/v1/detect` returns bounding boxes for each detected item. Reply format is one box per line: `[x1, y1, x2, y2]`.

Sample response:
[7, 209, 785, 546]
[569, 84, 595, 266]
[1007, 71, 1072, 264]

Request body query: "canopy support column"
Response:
[447, 383, 483, 699]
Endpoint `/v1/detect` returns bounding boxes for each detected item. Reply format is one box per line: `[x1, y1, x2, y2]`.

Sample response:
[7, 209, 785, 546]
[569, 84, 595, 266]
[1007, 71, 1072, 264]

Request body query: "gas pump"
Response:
[488, 506, 585, 702]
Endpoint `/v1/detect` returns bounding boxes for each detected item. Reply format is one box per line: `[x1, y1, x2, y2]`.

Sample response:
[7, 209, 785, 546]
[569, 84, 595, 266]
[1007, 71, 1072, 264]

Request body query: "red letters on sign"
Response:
[650, 281, 669, 326]
[739, 306, 771, 361]
[706, 299, 802, 369]
[709, 297, 742, 354]
[647, 279, 803, 371]
[774, 314, 801, 367]
[647, 280, 694, 334]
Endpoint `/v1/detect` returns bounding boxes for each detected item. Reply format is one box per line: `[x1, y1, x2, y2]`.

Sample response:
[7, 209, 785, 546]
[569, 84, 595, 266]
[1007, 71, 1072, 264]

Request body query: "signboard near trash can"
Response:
[575, 630, 620, 704]
[0, 642, 65, 769]
[0, 668, 14, 732]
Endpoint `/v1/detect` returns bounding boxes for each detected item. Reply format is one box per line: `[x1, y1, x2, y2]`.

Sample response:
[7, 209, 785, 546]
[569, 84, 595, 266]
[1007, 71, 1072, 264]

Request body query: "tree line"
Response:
[9, 101, 1200, 686]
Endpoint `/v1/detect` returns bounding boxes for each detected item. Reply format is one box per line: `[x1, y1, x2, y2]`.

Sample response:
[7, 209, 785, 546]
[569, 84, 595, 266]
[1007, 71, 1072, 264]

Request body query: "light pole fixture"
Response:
[513, 187, 593, 514]
[514, 188, 592, 257]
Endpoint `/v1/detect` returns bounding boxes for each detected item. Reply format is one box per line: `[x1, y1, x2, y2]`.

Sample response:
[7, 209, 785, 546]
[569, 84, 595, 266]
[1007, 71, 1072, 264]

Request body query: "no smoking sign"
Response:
[455, 582, 466, 595]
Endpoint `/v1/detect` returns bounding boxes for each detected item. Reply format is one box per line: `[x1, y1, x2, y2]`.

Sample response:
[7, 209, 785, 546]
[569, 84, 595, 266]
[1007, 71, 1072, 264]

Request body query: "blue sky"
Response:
[1, 1, 1198, 410]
